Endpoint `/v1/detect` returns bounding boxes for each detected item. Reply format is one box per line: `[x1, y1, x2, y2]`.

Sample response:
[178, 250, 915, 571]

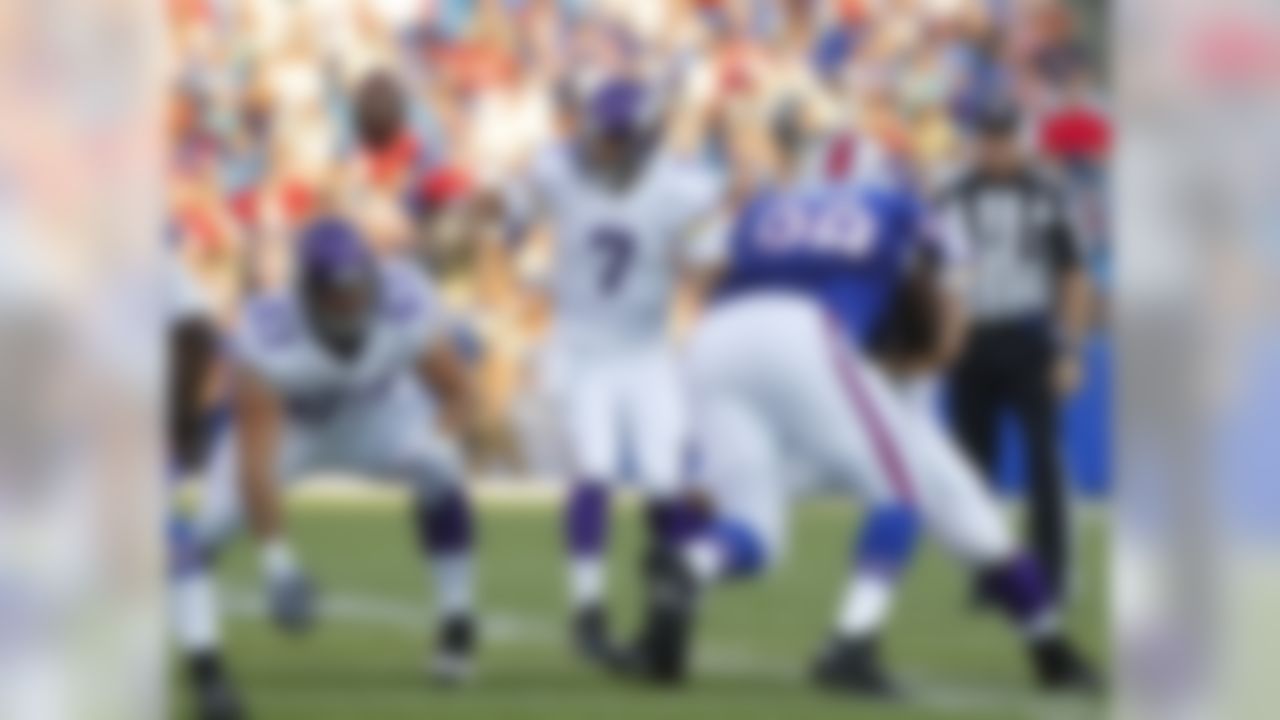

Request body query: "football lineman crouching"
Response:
[196, 217, 480, 683]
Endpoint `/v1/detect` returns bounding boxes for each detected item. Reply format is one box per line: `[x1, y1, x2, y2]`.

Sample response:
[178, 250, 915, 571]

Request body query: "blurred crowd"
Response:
[168, 0, 1110, 471]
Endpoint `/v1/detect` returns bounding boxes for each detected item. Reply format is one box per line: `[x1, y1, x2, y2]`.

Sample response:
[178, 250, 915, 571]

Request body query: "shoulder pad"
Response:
[378, 260, 434, 324]
[243, 294, 303, 350]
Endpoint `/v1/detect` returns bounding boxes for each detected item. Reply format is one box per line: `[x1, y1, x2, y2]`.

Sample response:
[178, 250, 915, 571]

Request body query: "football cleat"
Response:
[431, 614, 477, 686]
[624, 547, 698, 685]
[572, 605, 627, 671]
[189, 653, 247, 720]
[194, 680, 246, 720]
[811, 636, 901, 700]
[1030, 636, 1103, 694]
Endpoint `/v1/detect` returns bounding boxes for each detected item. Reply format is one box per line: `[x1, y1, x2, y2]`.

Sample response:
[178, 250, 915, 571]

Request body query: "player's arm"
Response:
[417, 334, 477, 437]
[921, 194, 976, 372]
[678, 211, 729, 310]
[477, 154, 557, 299]
[671, 159, 732, 334]
[872, 200, 973, 377]
[674, 261, 725, 342]
[922, 253, 971, 371]
[1054, 266, 1092, 392]
[493, 149, 554, 247]
[682, 261, 725, 309]
[1046, 188, 1094, 396]
[721, 109, 781, 201]
[872, 254, 966, 377]
[234, 365, 284, 542]
[233, 362, 318, 633]
[669, 187, 732, 340]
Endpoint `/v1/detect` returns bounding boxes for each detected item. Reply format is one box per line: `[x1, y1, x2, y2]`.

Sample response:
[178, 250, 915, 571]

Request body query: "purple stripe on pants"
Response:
[822, 316, 917, 504]
[565, 482, 610, 556]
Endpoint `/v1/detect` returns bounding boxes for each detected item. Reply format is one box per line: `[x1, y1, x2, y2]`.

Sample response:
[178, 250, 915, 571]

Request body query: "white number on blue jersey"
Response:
[756, 200, 877, 259]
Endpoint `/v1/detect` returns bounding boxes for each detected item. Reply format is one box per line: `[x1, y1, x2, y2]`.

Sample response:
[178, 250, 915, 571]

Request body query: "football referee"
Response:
[939, 102, 1093, 601]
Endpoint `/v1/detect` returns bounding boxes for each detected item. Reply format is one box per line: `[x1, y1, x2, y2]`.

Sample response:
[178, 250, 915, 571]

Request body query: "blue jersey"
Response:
[715, 182, 927, 344]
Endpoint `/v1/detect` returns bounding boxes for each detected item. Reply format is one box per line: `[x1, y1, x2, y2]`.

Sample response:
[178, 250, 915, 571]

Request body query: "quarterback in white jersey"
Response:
[506, 78, 723, 665]
[198, 217, 480, 683]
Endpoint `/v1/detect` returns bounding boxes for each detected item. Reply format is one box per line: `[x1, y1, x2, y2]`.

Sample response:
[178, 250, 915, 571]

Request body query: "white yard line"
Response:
[279, 478, 569, 508]
[240, 478, 1112, 527]
[222, 587, 1098, 718]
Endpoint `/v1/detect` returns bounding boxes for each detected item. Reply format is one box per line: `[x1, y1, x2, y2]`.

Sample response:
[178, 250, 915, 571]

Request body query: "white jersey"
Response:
[199, 259, 462, 546]
[510, 146, 722, 351]
[231, 258, 445, 425]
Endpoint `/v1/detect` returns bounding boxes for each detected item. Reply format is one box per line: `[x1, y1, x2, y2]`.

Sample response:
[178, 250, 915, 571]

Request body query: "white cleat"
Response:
[430, 650, 475, 686]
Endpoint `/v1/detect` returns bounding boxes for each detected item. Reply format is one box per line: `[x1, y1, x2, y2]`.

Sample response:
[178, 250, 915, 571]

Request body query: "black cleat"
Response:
[968, 575, 996, 613]
[572, 605, 627, 671]
[189, 653, 246, 720]
[625, 547, 698, 685]
[811, 636, 901, 700]
[432, 614, 477, 685]
[1030, 636, 1103, 694]
[194, 680, 246, 720]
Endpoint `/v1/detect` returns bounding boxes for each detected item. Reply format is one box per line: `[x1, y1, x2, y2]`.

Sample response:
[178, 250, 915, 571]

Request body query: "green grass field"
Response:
[192, 495, 1107, 720]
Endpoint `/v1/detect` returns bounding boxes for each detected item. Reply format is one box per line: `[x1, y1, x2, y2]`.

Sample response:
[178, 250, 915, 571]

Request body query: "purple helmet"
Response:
[581, 77, 658, 187]
[586, 78, 649, 141]
[297, 217, 378, 359]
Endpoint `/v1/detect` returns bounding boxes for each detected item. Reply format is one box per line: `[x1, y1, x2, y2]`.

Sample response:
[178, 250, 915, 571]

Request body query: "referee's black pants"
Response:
[948, 317, 1069, 599]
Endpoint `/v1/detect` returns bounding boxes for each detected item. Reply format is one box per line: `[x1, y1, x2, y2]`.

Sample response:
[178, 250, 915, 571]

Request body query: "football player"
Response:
[167, 254, 245, 719]
[504, 77, 724, 667]
[621, 111, 1099, 698]
[198, 217, 480, 683]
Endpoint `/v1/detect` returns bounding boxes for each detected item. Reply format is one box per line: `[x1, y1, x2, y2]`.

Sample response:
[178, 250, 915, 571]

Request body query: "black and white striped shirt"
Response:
[937, 166, 1083, 323]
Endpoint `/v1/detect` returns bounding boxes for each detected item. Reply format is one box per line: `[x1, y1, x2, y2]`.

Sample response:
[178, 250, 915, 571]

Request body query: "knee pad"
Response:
[415, 487, 474, 554]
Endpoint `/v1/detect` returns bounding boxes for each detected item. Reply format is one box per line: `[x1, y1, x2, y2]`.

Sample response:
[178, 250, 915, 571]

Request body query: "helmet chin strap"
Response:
[306, 310, 369, 362]
[297, 254, 379, 363]
[320, 331, 365, 361]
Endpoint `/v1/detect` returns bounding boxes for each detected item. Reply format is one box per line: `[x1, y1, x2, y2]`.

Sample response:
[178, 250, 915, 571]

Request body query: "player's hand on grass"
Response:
[260, 540, 318, 635]
[267, 568, 318, 635]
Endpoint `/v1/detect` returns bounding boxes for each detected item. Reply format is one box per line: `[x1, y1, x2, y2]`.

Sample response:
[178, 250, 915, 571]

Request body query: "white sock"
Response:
[432, 551, 474, 620]
[568, 556, 606, 610]
[1023, 608, 1062, 641]
[171, 573, 220, 653]
[260, 537, 300, 583]
[683, 538, 726, 585]
[834, 573, 897, 640]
